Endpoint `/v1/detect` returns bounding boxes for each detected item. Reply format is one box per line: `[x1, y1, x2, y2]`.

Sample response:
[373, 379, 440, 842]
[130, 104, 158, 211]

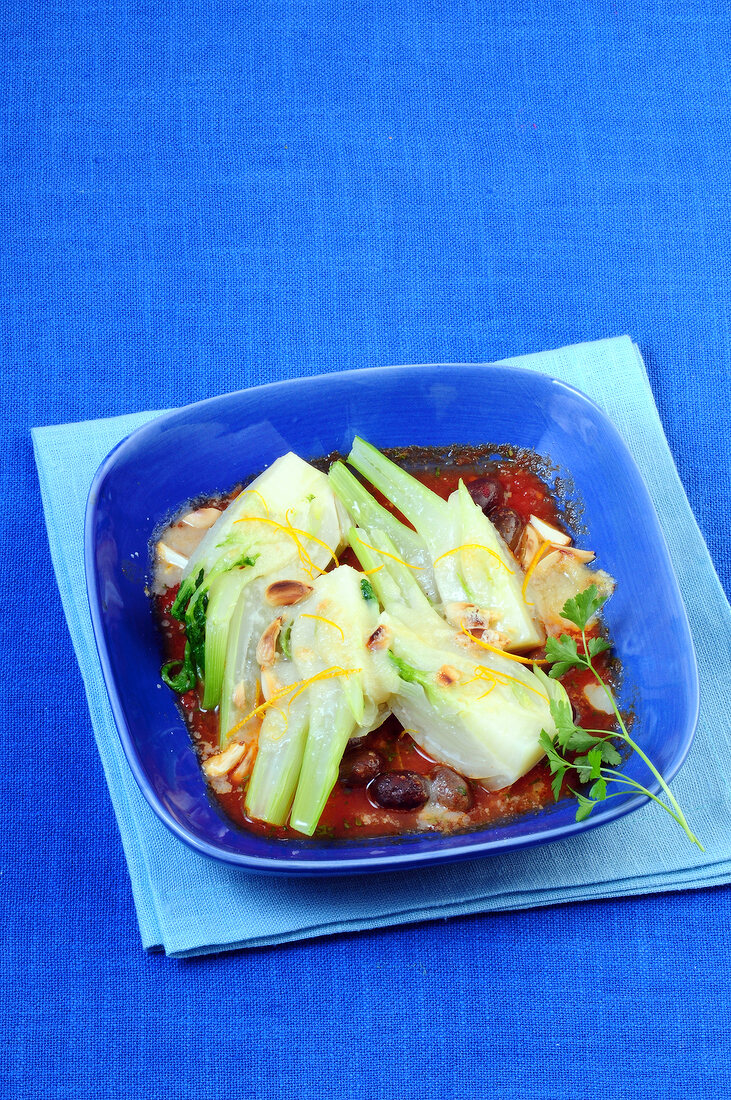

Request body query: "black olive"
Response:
[430, 766, 473, 812]
[339, 749, 384, 788]
[488, 506, 524, 551]
[369, 771, 429, 811]
[466, 475, 502, 514]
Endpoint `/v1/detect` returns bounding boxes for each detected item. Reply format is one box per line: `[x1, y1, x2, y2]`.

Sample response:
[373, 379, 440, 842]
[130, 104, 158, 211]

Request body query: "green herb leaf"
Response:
[279, 622, 292, 660]
[231, 553, 259, 570]
[599, 741, 622, 767]
[560, 584, 608, 631]
[588, 636, 612, 658]
[565, 727, 605, 753]
[170, 568, 204, 622]
[186, 591, 208, 677]
[551, 770, 565, 801]
[586, 746, 604, 778]
[573, 756, 592, 784]
[539, 582, 703, 849]
[360, 577, 376, 603]
[574, 792, 597, 821]
[589, 777, 607, 801]
[539, 729, 569, 777]
[548, 696, 580, 748]
[161, 642, 197, 693]
[545, 634, 583, 678]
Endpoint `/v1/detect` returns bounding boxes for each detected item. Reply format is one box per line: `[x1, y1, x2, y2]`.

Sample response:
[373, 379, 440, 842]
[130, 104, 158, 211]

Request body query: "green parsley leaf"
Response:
[545, 633, 583, 678]
[572, 747, 604, 785]
[564, 727, 606, 753]
[574, 792, 597, 821]
[560, 584, 608, 631]
[548, 696, 581, 748]
[599, 741, 622, 767]
[539, 730, 568, 776]
[588, 636, 612, 658]
[590, 777, 607, 801]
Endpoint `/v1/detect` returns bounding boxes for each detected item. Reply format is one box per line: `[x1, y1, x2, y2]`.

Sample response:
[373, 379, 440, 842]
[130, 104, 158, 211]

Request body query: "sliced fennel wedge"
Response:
[350, 525, 563, 789]
[244, 668, 311, 828]
[346, 437, 544, 651]
[244, 565, 397, 835]
[173, 452, 346, 711]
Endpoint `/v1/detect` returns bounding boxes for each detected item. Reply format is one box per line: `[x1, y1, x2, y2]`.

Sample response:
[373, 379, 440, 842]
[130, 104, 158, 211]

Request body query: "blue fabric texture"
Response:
[5, 0, 731, 1095]
[32, 337, 731, 956]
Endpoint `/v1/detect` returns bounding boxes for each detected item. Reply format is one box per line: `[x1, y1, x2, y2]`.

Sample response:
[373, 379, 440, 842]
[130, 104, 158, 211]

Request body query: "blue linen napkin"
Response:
[32, 336, 731, 957]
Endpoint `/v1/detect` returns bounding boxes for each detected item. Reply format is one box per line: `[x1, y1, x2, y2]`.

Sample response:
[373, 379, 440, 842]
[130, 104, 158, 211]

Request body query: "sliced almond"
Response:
[260, 667, 280, 700]
[528, 552, 615, 634]
[455, 625, 511, 651]
[436, 664, 462, 686]
[564, 547, 595, 564]
[265, 579, 313, 606]
[529, 514, 572, 546]
[203, 740, 249, 778]
[536, 546, 596, 569]
[156, 541, 189, 569]
[481, 628, 512, 650]
[180, 507, 222, 529]
[366, 624, 391, 651]
[231, 745, 257, 785]
[444, 602, 495, 633]
[517, 524, 542, 571]
[256, 616, 284, 668]
[534, 548, 562, 572]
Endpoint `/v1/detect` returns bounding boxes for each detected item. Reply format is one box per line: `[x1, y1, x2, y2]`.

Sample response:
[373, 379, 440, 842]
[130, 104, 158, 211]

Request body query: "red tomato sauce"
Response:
[153, 448, 619, 841]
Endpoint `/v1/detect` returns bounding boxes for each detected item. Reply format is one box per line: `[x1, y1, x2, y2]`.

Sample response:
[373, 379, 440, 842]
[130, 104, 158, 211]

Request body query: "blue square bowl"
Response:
[85, 364, 699, 874]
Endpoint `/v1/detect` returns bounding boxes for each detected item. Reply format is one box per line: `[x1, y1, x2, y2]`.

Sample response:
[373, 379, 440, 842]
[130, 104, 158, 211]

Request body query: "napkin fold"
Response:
[32, 336, 731, 957]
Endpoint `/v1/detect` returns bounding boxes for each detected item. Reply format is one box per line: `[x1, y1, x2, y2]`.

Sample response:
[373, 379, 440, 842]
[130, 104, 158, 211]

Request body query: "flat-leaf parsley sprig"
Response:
[537, 585, 703, 850]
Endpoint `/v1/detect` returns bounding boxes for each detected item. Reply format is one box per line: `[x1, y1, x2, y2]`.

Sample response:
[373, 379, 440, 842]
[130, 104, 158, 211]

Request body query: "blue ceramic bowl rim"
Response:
[85, 363, 699, 874]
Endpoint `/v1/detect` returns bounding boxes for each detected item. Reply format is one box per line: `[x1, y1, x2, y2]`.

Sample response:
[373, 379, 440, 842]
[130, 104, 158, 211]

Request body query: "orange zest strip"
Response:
[225, 666, 362, 741]
[232, 514, 337, 578]
[477, 682, 497, 700]
[285, 507, 340, 568]
[521, 538, 551, 604]
[287, 665, 363, 707]
[454, 633, 549, 703]
[354, 538, 423, 570]
[299, 613, 345, 641]
[362, 565, 384, 575]
[225, 681, 300, 738]
[240, 488, 270, 515]
[459, 623, 550, 666]
[488, 668, 547, 701]
[433, 543, 514, 574]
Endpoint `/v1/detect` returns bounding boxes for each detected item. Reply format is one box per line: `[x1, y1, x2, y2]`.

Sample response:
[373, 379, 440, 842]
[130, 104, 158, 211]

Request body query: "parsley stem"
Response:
[600, 771, 692, 833]
[580, 626, 703, 851]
